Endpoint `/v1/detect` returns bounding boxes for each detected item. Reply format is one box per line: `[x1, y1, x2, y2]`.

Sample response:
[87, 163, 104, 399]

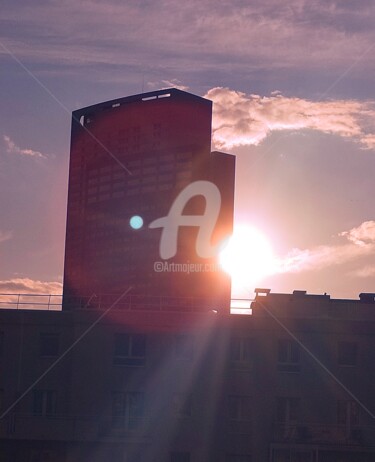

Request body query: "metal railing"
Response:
[0, 293, 62, 310]
[62, 293, 229, 312]
[0, 293, 252, 313]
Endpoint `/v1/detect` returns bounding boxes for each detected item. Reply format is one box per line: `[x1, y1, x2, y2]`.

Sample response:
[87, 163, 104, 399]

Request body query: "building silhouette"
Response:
[63, 89, 235, 312]
[1, 90, 375, 461]
[2, 291, 375, 461]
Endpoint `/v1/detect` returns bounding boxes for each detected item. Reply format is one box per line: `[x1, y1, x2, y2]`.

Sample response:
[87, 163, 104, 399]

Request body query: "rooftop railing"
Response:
[0, 293, 62, 310]
[0, 293, 252, 314]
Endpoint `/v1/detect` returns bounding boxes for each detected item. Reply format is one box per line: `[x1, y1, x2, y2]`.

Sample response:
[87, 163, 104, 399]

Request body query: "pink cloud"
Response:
[349, 266, 375, 278]
[276, 221, 375, 274]
[0, 278, 62, 294]
[277, 242, 374, 274]
[205, 87, 375, 150]
[0, 230, 12, 244]
[340, 220, 375, 246]
[2, 0, 375, 81]
[3, 135, 46, 159]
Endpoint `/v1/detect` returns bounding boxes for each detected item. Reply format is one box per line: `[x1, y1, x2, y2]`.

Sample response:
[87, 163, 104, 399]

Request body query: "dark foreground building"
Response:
[2, 290, 375, 461]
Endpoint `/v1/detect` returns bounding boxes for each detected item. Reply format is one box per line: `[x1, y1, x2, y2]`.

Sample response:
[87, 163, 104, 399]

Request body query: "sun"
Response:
[219, 225, 276, 289]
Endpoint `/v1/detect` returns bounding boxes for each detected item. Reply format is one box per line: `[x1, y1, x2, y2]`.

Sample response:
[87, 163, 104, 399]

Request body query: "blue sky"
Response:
[1, 0, 375, 300]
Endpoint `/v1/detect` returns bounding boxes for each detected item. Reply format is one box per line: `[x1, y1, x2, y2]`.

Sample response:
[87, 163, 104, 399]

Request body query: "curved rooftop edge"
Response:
[72, 88, 212, 119]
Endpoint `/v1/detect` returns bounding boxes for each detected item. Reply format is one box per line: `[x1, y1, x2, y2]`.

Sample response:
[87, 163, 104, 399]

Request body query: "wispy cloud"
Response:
[0, 278, 62, 294]
[160, 79, 189, 91]
[0, 230, 12, 243]
[340, 220, 375, 245]
[2, 0, 375, 84]
[349, 266, 375, 278]
[277, 221, 375, 274]
[206, 87, 375, 150]
[278, 242, 374, 274]
[3, 135, 46, 159]
[147, 79, 189, 92]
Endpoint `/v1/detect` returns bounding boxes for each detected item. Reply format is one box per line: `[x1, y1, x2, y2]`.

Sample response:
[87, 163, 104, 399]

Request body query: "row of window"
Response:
[172, 453, 251, 462]
[124, 452, 250, 462]
[0, 332, 193, 362]
[81, 153, 191, 178]
[276, 339, 358, 369]
[0, 332, 359, 368]
[29, 389, 240, 421]
[85, 172, 189, 194]
[231, 337, 358, 368]
[276, 396, 360, 426]
[69, 151, 192, 186]
[85, 181, 179, 202]
[27, 389, 360, 429]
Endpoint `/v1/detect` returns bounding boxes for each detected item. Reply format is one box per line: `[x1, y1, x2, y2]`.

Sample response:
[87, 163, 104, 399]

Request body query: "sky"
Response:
[1, 0, 375, 301]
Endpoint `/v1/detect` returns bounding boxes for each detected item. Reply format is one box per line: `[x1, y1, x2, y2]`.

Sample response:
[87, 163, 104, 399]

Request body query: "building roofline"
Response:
[72, 88, 212, 118]
[254, 288, 375, 303]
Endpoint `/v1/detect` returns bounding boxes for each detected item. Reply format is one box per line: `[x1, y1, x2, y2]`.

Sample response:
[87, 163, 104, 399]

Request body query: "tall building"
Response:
[63, 89, 235, 312]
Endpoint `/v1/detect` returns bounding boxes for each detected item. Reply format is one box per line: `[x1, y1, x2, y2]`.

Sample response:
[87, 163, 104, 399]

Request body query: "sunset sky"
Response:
[1, 0, 375, 301]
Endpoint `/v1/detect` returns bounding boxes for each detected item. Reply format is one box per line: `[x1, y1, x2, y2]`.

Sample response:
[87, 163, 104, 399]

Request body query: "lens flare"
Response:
[130, 215, 144, 229]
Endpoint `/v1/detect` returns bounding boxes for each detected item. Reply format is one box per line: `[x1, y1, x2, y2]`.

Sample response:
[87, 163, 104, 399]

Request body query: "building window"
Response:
[39, 333, 59, 357]
[29, 449, 57, 462]
[122, 451, 141, 462]
[33, 390, 57, 416]
[228, 395, 252, 421]
[114, 333, 146, 366]
[230, 336, 252, 364]
[277, 339, 300, 372]
[338, 341, 357, 366]
[337, 400, 360, 426]
[173, 393, 192, 418]
[159, 163, 173, 172]
[276, 397, 299, 424]
[226, 455, 252, 462]
[175, 335, 194, 360]
[112, 392, 144, 430]
[170, 452, 190, 462]
[272, 449, 313, 462]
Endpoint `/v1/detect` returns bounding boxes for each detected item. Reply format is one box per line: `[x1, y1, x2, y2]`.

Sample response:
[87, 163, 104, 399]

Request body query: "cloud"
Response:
[349, 266, 375, 278]
[147, 79, 189, 92]
[0, 230, 12, 243]
[277, 242, 374, 274]
[340, 220, 375, 245]
[2, 0, 375, 84]
[205, 87, 375, 150]
[3, 135, 46, 159]
[0, 278, 62, 294]
[160, 79, 189, 91]
[276, 221, 375, 274]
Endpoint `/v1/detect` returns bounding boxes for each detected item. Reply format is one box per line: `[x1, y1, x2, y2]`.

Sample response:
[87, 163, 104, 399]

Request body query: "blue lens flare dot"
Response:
[130, 215, 144, 230]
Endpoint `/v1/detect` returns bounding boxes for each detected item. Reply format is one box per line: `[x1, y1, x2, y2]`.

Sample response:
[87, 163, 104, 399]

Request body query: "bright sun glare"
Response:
[219, 225, 276, 289]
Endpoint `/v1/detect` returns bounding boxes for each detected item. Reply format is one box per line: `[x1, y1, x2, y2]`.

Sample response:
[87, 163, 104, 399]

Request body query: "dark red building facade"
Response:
[63, 89, 235, 312]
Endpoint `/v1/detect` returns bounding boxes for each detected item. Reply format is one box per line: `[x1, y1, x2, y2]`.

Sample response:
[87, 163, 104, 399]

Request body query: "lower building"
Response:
[1, 290, 375, 461]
